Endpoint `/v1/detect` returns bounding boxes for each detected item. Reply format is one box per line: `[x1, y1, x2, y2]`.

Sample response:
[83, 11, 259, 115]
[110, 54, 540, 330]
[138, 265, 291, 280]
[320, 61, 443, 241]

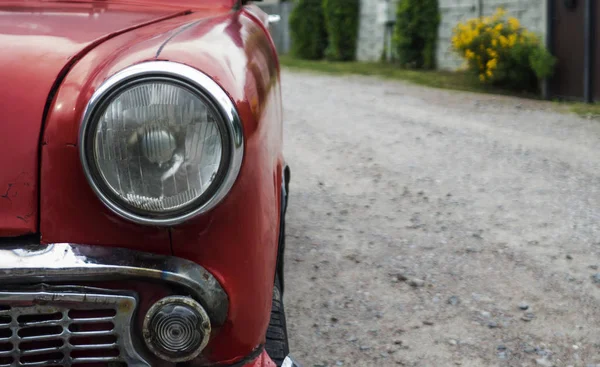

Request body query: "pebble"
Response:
[423, 320, 435, 326]
[336, 361, 344, 366]
[522, 313, 535, 322]
[448, 339, 458, 346]
[566, 254, 573, 260]
[359, 345, 371, 351]
[408, 278, 425, 288]
[480, 311, 491, 318]
[519, 302, 530, 310]
[589, 265, 599, 270]
[448, 296, 460, 306]
[472, 293, 493, 302]
[487, 321, 499, 328]
[497, 345, 507, 351]
[392, 273, 408, 282]
[535, 358, 553, 367]
[592, 273, 600, 284]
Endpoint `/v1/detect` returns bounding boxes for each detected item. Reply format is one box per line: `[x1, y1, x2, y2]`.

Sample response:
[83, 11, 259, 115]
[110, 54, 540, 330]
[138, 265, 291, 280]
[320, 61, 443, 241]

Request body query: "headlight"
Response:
[79, 62, 243, 225]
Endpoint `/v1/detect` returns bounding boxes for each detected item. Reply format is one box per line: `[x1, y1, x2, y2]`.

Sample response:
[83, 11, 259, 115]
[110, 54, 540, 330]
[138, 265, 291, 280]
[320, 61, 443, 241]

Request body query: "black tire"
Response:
[265, 275, 290, 366]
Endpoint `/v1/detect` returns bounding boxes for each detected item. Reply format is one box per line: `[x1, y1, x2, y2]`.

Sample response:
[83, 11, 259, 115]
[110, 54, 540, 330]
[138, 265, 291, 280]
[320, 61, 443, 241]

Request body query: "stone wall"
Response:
[357, 0, 399, 62]
[257, 1, 293, 55]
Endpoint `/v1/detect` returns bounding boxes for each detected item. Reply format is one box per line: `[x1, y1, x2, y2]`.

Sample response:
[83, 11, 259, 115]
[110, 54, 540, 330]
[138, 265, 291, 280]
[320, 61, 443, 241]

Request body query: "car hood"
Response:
[0, 2, 187, 236]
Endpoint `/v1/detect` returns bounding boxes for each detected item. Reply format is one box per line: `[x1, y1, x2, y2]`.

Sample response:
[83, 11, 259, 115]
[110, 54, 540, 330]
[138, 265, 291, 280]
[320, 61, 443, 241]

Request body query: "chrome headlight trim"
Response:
[79, 61, 244, 226]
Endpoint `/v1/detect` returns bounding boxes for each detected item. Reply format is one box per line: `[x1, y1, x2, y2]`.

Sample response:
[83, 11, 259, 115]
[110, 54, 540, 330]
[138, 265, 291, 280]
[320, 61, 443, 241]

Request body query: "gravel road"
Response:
[281, 70, 600, 367]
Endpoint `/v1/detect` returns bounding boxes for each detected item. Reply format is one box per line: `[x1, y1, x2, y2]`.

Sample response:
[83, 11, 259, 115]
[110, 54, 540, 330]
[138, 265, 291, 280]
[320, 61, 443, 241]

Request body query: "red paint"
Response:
[1, 0, 236, 9]
[38, 1, 283, 364]
[39, 12, 218, 253]
[160, 8, 284, 361]
[0, 1, 185, 237]
[242, 350, 277, 367]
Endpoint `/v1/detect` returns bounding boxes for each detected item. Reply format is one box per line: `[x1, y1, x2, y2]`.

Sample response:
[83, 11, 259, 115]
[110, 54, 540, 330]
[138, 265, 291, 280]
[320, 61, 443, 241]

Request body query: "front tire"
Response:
[265, 275, 290, 366]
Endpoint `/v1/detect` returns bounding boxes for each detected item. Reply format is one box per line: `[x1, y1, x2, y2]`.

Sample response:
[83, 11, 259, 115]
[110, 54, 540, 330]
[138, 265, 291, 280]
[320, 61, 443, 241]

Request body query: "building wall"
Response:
[357, 0, 399, 62]
[257, 1, 293, 55]
[437, 0, 548, 70]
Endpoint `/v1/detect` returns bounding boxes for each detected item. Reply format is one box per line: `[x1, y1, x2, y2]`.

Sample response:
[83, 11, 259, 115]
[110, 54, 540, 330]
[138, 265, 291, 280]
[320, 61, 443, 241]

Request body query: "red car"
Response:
[0, 0, 299, 366]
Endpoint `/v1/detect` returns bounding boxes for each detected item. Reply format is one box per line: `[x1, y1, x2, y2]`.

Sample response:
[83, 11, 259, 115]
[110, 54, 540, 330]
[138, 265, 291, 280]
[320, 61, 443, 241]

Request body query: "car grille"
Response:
[0, 288, 149, 367]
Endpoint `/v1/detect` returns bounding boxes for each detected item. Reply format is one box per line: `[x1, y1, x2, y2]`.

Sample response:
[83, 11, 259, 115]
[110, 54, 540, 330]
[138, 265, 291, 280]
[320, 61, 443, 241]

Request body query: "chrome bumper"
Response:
[0, 243, 229, 367]
[0, 243, 228, 325]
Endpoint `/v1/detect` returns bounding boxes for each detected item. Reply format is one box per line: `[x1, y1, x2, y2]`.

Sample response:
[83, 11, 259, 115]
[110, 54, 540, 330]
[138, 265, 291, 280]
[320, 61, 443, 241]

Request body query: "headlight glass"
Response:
[90, 80, 227, 215]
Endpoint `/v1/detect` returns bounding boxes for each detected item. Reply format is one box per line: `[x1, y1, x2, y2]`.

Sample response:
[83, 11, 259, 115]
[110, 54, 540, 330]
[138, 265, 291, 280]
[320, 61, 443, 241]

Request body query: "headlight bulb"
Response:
[139, 125, 177, 166]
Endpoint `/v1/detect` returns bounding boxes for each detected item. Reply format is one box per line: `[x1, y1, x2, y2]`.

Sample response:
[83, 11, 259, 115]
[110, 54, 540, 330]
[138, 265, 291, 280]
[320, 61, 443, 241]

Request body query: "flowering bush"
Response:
[452, 9, 556, 92]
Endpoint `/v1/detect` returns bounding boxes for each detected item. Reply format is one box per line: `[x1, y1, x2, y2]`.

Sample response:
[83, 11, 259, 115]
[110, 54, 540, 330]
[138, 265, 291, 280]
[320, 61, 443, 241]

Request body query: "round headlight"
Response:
[80, 62, 243, 225]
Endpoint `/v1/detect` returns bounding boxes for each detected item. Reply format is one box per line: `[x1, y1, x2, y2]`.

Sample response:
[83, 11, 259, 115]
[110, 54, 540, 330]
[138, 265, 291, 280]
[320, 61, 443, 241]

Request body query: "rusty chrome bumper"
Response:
[0, 243, 228, 325]
[0, 243, 229, 367]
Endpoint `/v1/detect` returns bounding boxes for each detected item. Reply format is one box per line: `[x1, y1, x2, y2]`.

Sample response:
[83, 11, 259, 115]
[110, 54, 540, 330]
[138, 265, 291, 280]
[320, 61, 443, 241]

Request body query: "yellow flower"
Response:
[451, 35, 459, 48]
[494, 23, 503, 32]
[479, 73, 486, 82]
[494, 8, 507, 18]
[465, 49, 475, 59]
[499, 35, 509, 47]
[491, 39, 498, 47]
[487, 58, 498, 70]
[487, 48, 498, 58]
[508, 17, 520, 30]
[486, 69, 493, 78]
[508, 34, 518, 47]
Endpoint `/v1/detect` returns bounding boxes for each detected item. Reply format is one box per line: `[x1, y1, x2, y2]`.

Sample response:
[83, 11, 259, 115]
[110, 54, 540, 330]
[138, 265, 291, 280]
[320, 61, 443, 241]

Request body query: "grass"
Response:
[567, 102, 600, 119]
[280, 55, 533, 97]
[280, 55, 599, 118]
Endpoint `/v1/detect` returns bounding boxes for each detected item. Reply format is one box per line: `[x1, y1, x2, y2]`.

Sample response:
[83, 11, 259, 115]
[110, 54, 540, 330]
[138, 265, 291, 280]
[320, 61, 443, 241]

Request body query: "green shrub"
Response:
[322, 0, 360, 61]
[452, 8, 556, 92]
[530, 46, 557, 80]
[393, 0, 441, 69]
[289, 0, 328, 60]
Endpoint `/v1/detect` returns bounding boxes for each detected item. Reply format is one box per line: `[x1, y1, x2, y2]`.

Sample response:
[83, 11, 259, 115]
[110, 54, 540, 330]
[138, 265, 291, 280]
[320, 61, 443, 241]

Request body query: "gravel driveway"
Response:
[281, 70, 600, 367]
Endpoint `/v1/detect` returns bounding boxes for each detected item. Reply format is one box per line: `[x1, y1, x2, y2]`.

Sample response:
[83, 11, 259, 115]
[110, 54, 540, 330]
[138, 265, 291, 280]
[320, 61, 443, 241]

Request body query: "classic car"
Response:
[0, 0, 298, 366]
